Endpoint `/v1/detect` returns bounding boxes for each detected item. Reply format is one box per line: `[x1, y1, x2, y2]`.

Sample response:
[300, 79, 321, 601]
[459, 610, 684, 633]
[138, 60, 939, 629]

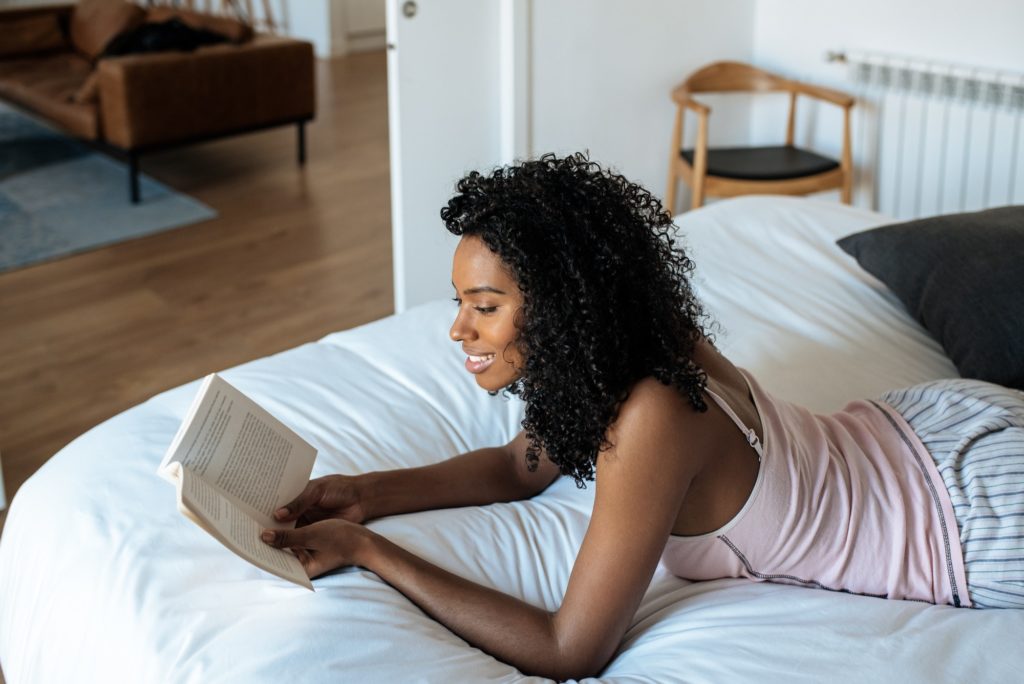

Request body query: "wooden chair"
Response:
[666, 61, 855, 213]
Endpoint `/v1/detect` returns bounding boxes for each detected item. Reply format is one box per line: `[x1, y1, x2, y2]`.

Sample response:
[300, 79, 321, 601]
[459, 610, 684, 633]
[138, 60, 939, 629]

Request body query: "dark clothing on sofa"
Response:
[103, 19, 228, 57]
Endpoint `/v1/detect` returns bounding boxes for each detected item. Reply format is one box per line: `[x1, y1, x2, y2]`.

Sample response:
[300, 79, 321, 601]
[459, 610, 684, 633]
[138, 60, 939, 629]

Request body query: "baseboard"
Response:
[347, 30, 385, 53]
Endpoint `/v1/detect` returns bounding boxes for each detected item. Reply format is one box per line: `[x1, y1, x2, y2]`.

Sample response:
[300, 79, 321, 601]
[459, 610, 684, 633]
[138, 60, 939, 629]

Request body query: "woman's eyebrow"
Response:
[462, 286, 507, 295]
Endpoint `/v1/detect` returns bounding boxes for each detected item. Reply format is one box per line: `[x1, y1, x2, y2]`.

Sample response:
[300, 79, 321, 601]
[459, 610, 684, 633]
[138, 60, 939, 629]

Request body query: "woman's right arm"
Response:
[361, 431, 561, 519]
[276, 431, 561, 524]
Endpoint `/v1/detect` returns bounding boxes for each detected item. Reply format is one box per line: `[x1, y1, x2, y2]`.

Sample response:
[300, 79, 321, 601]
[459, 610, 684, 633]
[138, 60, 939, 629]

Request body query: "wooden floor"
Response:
[0, 51, 393, 542]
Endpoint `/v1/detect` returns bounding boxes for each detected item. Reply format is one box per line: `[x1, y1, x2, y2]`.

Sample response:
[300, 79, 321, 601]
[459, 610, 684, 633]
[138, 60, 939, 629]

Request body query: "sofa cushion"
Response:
[0, 13, 69, 59]
[146, 7, 253, 43]
[0, 54, 99, 139]
[70, 0, 146, 61]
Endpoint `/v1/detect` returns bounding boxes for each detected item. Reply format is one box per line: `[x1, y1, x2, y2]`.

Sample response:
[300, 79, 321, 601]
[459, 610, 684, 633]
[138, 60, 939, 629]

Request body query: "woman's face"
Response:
[449, 235, 525, 391]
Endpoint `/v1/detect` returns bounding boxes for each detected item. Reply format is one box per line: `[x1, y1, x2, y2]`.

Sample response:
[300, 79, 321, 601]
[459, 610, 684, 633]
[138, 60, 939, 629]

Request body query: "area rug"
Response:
[0, 102, 217, 273]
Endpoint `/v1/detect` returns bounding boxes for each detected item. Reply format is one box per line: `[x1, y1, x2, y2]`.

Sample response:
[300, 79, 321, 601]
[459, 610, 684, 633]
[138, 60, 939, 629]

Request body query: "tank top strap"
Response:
[704, 385, 763, 461]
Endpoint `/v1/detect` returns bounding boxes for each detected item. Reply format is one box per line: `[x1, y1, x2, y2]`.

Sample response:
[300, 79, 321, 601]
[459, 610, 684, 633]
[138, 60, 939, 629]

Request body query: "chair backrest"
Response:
[678, 61, 795, 95]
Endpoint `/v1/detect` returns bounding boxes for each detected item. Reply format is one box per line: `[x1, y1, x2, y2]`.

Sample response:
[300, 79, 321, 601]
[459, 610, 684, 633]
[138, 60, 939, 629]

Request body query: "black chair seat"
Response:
[680, 145, 839, 181]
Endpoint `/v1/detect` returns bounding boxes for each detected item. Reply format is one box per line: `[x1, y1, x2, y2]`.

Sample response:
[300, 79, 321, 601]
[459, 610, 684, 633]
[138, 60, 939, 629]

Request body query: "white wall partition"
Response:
[386, 0, 503, 311]
[499, 0, 532, 164]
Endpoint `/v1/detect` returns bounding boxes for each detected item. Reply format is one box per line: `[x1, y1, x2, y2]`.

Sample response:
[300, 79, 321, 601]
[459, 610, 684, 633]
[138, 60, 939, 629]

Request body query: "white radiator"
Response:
[832, 51, 1024, 219]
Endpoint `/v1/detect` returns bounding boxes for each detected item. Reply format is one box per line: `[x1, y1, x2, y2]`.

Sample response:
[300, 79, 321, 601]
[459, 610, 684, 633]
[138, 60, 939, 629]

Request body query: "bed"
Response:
[1, 195, 1021, 683]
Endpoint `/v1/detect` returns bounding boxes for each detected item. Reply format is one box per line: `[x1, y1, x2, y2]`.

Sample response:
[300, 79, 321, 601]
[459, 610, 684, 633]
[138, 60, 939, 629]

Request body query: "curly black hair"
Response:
[441, 152, 709, 487]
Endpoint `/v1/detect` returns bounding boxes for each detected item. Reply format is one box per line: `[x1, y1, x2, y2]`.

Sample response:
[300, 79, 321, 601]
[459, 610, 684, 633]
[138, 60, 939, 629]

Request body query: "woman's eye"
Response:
[452, 297, 462, 306]
[475, 306, 497, 314]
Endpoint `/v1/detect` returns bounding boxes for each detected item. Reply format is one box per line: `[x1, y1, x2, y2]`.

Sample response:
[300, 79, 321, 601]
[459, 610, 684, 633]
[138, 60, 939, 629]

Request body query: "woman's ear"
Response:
[513, 306, 525, 330]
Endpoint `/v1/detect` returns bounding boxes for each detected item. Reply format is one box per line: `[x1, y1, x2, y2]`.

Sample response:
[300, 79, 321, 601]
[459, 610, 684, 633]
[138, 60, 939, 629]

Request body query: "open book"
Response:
[158, 374, 317, 590]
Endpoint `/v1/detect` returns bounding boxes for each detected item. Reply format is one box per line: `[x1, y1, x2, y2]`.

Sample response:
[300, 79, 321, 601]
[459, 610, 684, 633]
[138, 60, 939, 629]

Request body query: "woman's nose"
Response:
[449, 311, 476, 342]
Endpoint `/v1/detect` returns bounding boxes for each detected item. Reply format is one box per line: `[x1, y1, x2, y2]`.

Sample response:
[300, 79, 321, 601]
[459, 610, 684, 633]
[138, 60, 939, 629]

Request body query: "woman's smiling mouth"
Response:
[465, 353, 496, 374]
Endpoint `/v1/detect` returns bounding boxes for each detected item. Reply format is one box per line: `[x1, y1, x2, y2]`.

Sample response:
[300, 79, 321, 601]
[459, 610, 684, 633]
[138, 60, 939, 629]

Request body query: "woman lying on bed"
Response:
[261, 153, 1024, 680]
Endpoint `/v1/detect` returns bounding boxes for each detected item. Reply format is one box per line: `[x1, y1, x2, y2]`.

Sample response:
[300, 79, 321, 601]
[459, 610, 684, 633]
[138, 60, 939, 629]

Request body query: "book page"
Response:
[178, 464, 313, 590]
[158, 374, 317, 526]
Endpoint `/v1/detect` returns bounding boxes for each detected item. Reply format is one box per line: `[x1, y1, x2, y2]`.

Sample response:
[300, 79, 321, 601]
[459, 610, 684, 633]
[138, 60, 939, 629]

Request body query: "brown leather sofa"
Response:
[0, 2, 315, 202]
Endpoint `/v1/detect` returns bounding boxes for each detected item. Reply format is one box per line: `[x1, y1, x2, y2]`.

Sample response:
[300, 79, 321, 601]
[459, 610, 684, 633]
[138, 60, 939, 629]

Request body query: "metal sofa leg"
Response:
[129, 152, 140, 204]
[297, 121, 306, 166]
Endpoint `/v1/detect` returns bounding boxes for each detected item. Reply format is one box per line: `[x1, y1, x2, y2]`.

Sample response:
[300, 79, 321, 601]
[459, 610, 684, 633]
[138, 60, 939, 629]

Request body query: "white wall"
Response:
[749, 0, 1024, 212]
[753, 0, 1024, 77]
[282, 0, 333, 57]
[282, 0, 385, 58]
[529, 0, 757, 208]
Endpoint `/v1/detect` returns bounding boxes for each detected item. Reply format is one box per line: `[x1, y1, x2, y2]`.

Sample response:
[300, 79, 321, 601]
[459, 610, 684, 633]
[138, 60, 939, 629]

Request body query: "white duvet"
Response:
[1, 196, 1020, 683]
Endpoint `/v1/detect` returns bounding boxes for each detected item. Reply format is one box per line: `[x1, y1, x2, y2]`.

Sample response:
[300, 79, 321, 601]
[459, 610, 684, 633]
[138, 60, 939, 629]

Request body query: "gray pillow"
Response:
[837, 206, 1024, 390]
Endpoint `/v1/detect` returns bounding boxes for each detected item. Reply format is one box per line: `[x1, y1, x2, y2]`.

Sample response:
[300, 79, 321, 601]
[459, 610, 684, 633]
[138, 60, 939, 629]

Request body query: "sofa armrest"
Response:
[96, 35, 315, 150]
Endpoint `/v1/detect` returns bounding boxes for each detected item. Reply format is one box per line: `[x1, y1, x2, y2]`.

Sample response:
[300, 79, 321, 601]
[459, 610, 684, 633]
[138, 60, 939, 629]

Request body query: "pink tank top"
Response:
[660, 369, 970, 607]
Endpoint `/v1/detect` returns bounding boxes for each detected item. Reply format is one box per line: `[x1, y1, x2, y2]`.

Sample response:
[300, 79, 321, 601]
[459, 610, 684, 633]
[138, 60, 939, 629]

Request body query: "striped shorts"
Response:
[881, 379, 1024, 609]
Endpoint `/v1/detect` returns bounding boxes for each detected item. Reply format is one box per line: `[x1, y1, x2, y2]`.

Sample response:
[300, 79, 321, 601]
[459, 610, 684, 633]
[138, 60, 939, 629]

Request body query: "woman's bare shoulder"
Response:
[617, 377, 693, 424]
[607, 377, 719, 471]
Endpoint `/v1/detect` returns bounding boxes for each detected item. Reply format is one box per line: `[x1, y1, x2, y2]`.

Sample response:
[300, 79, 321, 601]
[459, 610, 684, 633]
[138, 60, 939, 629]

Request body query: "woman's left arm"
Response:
[263, 378, 708, 680]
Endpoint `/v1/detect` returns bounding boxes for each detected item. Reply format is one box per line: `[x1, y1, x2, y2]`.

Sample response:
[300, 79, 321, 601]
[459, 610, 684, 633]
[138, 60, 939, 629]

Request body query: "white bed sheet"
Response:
[2, 196, 1021, 683]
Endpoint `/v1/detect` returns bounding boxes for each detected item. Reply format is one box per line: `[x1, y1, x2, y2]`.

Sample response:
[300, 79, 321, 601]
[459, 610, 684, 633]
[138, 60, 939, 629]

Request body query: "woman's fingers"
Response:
[262, 526, 313, 549]
[297, 550, 327, 578]
[274, 480, 326, 521]
[261, 528, 283, 546]
[293, 547, 315, 571]
[260, 521, 347, 579]
[274, 475, 365, 525]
